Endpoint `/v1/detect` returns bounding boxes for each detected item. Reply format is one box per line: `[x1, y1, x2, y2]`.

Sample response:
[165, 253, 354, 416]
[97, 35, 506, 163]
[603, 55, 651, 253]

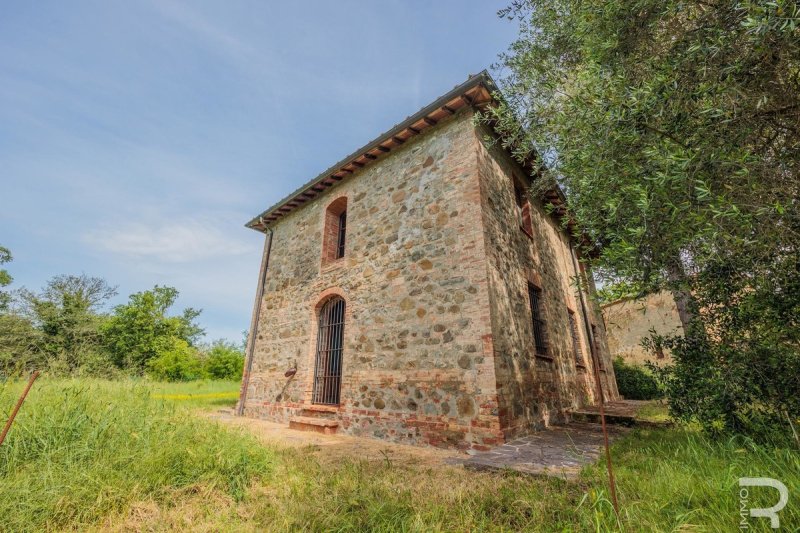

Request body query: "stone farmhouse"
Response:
[237, 72, 619, 450]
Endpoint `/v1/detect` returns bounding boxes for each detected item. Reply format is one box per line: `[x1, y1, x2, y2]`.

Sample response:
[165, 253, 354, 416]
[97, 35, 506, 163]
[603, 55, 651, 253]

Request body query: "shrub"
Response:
[145, 338, 204, 382]
[613, 357, 663, 400]
[653, 253, 800, 442]
[203, 340, 244, 380]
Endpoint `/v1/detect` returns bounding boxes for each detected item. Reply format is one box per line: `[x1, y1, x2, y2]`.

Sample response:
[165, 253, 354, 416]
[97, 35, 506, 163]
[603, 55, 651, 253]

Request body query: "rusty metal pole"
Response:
[570, 249, 619, 514]
[0, 371, 40, 446]
[237, 227, 274, 416]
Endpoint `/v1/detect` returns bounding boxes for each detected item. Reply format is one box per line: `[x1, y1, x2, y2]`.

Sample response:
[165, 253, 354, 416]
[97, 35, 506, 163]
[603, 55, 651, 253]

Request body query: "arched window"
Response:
[312, 296, 346, 405]
[322, 197, 347, 263]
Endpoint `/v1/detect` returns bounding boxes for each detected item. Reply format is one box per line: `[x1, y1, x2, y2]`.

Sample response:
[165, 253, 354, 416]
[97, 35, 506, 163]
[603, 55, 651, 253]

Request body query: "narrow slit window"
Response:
[513, 179, 533, 235]
[336, 210, 347, 259]
[322, 197, 348, 264]
[568, 311, 584, 367]
[528, 283, 548, 356]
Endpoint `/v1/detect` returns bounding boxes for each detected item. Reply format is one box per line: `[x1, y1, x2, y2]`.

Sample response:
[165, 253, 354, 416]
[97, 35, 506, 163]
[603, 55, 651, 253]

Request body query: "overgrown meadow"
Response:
[1, 378, 797, 532]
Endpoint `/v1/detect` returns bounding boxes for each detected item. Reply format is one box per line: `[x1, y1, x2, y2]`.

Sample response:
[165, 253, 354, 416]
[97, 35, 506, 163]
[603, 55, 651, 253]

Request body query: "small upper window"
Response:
[513, 178, 533, 236]
[323, 197, 348, 264]
[336, 210, 346, 259]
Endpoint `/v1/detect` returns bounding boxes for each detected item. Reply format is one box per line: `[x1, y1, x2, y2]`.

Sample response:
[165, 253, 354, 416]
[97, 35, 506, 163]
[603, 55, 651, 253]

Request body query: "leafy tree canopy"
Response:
[486, 0, 799, 306]
[17, 274, 117, 372]
[102, 285, 204, 371]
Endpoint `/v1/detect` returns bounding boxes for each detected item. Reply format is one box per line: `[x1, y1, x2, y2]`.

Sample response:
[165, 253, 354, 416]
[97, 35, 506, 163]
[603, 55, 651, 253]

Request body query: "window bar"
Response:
[529, 285, 548, 355]
[313, 297, 345, 405]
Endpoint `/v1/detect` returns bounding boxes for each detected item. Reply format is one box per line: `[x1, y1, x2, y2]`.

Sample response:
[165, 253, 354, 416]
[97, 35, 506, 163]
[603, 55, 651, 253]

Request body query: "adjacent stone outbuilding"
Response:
[602, 291, 683, 365]
[237, 72, 618, 450]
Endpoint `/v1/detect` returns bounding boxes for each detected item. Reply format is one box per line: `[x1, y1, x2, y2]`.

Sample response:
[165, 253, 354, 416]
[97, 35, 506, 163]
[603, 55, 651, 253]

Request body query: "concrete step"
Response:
[289, 415, 339, 435]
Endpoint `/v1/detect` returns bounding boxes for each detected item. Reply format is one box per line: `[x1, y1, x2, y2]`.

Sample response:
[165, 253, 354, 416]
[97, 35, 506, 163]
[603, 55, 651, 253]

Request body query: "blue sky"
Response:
[0, 1, 517, 343]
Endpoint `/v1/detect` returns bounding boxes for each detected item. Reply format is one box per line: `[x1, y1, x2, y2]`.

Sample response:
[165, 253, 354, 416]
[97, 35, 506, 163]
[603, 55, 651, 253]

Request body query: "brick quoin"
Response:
[237, 73, 618, 450]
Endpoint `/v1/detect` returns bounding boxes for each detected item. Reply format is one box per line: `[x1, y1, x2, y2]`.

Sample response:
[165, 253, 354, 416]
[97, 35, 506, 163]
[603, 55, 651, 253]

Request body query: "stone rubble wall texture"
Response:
[242, 110, 618, 449]
[474, 125, 617, 440]
[602, 291, 682, 365]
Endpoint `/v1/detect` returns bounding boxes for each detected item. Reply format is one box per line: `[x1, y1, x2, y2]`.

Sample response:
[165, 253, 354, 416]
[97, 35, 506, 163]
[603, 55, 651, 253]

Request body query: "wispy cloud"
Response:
[83, 216, 255, 263]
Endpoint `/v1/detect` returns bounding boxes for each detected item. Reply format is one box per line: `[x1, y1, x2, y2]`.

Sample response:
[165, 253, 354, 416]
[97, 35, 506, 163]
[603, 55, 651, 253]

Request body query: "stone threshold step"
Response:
[288, 416, 339, 435]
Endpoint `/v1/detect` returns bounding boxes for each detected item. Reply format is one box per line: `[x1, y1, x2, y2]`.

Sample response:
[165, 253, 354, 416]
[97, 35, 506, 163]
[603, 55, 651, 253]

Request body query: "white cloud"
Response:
[84, 216, 256, 263]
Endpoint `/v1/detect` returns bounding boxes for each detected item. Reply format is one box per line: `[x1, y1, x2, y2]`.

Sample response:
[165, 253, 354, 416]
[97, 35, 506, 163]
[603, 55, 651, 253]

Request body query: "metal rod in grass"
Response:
[570, 250, 619, 514]
[0, 371, 40, 446]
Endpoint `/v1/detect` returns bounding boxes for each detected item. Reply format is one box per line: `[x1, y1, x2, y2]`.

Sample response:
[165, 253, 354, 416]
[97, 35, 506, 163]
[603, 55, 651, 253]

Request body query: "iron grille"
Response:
[336, 211, 347, 259]
[569, 312, 584, 365]
[312, 297, 345, 405]
[528, 284, 548, 355]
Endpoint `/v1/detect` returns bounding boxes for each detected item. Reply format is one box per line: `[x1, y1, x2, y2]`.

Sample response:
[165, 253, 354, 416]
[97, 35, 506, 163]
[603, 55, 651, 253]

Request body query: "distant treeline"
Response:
[0, 246, 244, 381]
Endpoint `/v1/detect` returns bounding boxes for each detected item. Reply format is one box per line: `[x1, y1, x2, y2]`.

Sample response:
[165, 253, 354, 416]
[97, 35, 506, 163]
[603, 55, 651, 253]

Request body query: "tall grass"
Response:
[1, 378, 797, 531]
[0, 378, 271, 532]
[236, 429, 798, 531]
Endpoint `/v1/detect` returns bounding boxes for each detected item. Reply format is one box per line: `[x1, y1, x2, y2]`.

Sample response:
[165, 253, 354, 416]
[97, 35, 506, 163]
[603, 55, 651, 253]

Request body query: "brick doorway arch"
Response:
[312, 296, 346, 405]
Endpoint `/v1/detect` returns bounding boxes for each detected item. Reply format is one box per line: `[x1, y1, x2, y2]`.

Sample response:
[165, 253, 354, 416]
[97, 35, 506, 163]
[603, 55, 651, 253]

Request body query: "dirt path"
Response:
[210, 411, 465, 470]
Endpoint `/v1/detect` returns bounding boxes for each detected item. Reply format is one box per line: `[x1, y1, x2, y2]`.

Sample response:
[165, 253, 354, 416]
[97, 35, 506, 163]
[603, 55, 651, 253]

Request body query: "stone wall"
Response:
[242, 110, 505, 449]
[475, 126, 618, 439]
[602, 291, 682, 365]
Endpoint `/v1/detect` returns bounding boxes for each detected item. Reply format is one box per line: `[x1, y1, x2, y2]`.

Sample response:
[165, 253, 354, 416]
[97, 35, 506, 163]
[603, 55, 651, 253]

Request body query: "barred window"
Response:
[528, 284, 548, 356]
[312, 297, 345, 405]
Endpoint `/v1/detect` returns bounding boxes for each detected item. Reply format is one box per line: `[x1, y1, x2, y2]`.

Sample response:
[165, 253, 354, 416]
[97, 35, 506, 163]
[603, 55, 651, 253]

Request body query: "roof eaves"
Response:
[245, 71, 497, 232]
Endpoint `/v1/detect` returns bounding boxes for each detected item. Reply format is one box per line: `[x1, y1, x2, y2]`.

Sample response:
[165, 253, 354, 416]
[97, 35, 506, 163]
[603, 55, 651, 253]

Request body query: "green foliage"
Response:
[0, 245, 13, 311]
[489, 1, 799, 290]
[0, 314, 45, 376]
[612, 357, 663, 400]
[652, 252, 800, 441]
[145, 338, 205, 382]
[0, 379, 272, 532]
[203, 339, 244, 380]
[102, 285, 204, 372]
[491, 0, 800, 439]
[15, 275, 117, 374]
[0, 277, 220, 381]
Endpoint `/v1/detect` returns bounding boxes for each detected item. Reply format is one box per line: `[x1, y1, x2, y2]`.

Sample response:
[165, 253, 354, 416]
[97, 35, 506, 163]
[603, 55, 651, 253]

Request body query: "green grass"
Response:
[1, 378, 797, 532]
[635, 402, 671, 423]
[0, 378, 271, 532]
[148, 379, 241, 409]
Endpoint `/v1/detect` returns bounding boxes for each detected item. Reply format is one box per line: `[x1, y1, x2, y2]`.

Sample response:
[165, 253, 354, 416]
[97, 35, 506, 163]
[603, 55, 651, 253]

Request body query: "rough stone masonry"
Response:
[237, 72, 618, 451]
